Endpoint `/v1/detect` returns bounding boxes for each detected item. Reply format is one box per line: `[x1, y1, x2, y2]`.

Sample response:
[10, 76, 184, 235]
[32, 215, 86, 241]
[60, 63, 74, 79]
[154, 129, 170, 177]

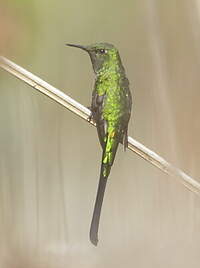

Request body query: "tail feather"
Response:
[89, 162, 110, 246]
[90, 132, 119, 246]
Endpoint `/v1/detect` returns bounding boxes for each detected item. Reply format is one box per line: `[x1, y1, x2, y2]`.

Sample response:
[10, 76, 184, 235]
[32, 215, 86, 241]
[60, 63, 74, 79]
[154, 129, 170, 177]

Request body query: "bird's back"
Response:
[95, 69, 131, 149]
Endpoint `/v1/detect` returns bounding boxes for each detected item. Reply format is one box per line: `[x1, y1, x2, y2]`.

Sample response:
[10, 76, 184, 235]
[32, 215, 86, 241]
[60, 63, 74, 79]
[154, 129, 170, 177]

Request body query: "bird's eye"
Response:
[96, 49, 107, 54]
[99, 49, 105, 54]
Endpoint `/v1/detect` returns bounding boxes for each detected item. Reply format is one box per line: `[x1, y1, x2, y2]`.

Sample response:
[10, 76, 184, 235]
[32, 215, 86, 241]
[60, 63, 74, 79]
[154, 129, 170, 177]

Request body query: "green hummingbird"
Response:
[67, 43, 132, 245]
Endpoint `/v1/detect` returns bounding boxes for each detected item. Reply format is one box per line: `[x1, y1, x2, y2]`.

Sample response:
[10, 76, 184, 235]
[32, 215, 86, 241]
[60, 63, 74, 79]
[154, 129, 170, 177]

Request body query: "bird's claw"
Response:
[87, 114, 93, 122]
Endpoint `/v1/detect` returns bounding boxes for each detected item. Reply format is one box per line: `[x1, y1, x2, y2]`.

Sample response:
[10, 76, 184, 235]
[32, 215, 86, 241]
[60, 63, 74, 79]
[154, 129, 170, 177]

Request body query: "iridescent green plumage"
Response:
[67, 42, 132, 245]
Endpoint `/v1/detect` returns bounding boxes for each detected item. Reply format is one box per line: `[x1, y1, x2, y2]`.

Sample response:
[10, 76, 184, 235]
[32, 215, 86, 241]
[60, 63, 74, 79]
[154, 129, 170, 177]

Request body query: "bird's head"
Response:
[66, 42, 122, 74]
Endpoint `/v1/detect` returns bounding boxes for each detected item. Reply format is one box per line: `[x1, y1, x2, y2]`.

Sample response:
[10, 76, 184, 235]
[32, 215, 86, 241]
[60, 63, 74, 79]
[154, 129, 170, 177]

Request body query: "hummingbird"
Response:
[67, 43, 132, 246]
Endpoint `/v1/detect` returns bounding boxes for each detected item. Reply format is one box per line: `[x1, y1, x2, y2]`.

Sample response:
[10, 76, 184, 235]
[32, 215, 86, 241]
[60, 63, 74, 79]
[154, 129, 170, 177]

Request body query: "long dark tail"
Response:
[89, 162, 110, 246]
[90, 128, 121, 246]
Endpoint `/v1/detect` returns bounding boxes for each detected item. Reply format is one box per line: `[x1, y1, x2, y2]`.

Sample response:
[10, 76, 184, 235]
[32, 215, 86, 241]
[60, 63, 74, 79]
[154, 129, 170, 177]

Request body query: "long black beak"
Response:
[66, 43, 88, 52]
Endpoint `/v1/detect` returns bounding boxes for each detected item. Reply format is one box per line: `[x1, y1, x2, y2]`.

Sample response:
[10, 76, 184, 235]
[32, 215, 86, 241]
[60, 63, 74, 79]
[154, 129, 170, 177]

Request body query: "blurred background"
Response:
[1, 0, 200, 267]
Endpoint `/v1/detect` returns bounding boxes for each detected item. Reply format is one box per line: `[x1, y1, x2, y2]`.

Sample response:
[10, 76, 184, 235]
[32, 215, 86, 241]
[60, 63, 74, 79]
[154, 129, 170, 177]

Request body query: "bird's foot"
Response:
[87, 113, 93, 123]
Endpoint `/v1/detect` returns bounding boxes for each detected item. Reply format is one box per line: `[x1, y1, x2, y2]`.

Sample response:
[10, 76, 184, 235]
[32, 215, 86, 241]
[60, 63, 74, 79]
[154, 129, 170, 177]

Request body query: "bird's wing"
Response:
[91, 89, 107, 149]
[121, 79, 132, 149]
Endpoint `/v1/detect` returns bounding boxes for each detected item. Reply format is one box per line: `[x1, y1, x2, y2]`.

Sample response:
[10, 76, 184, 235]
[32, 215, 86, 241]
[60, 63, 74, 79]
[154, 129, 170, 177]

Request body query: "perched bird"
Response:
[67, 43, 132, 245]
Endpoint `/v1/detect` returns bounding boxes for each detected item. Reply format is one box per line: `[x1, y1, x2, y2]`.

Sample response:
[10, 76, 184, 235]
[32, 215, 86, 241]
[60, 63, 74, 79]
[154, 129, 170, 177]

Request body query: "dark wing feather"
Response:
[120, 77, 132, 150]
[90, 89, 107, 149]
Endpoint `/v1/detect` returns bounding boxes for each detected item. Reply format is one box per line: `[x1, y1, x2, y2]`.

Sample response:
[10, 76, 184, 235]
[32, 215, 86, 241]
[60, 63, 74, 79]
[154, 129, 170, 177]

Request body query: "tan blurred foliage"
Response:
[0, 2, 34, 57]
[0, 4, 19, 55]
[1, 0, 200, 267]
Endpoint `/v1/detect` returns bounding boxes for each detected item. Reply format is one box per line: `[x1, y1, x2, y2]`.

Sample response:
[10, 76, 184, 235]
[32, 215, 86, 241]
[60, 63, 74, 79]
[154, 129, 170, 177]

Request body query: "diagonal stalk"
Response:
[0, 56, 200, 195]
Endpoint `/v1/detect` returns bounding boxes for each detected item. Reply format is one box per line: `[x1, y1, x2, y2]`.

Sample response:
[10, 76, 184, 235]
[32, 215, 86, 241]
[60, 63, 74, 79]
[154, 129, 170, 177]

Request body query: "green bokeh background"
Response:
[1, 0, 200, 267]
